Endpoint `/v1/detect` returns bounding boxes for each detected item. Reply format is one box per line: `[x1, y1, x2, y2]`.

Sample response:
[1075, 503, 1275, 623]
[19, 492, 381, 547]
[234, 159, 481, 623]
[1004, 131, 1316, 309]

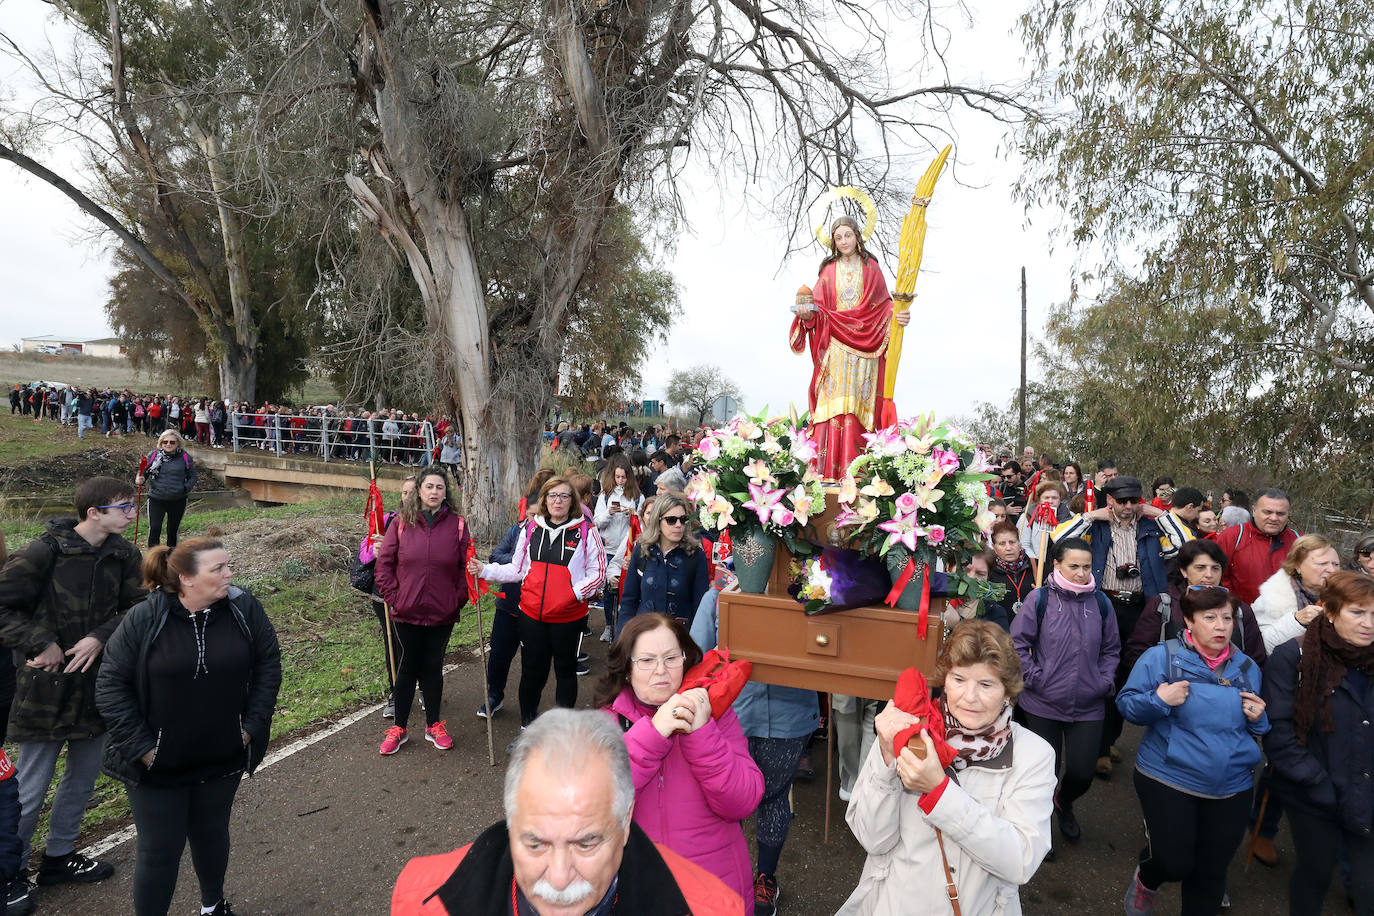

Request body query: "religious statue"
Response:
[790, 215, 911, 479]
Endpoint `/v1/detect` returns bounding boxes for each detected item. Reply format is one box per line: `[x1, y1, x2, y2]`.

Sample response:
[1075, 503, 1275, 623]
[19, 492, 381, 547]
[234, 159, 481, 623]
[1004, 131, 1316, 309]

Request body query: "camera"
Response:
[1116, 563, 1141, 579]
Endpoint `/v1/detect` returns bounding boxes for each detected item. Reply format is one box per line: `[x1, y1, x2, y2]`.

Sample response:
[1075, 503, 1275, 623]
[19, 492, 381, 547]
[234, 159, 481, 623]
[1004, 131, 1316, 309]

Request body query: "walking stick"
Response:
[477, 595, 494, 766]
[1246, 774, 1273, 865]
[824, 693, 835, 844]
[134, 454, 148, 545]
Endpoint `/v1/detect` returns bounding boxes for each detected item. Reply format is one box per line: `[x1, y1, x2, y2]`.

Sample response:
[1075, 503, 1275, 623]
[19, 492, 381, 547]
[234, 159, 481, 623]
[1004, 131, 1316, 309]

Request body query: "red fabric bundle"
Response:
[680, 647, 753, 719]
[891, 668, 957, 769]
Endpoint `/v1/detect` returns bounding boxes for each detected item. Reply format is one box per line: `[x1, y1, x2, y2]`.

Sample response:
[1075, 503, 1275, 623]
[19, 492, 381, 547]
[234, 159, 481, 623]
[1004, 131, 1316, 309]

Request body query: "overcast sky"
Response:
[0, 0, 1076, 418]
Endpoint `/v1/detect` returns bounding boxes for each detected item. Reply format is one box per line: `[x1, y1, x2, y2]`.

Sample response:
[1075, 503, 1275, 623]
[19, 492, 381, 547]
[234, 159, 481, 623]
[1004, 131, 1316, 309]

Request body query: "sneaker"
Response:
[379, 726, 408, 755]
[754, 873, 780, 916]
[207, 901, 237, 916]
[794, 751, 816, 782]
[1055, 796, 1082, 843]
[7, 872, 32, 916]
[1095, 755, 1113, 779]
[838, 786, 852, 803]
[1221, 891, 1231, 908]
[383, 694, 395, 719]
[37, 851, 114, 885]
[577, 651, 590, 664]
[600, 626, 613, 643]
[1123, 867, 1157, 916]
[425, 721, 453, 750]
[576, 662, 590, 677]
[477, 698, 504, 719]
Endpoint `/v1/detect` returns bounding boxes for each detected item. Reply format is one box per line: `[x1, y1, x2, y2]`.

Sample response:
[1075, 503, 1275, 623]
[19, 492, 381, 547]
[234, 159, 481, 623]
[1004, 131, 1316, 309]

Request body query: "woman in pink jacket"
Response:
[593, 613, 764, 913]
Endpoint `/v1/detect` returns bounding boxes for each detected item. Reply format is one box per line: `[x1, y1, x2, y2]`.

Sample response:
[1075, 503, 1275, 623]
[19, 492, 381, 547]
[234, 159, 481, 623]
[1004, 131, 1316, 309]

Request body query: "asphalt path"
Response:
[38, 634, 1329, 915]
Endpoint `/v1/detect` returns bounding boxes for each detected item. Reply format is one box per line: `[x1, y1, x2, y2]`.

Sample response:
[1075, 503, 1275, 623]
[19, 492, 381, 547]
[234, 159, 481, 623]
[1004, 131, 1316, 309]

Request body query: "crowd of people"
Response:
[2, 405, 1374, 915]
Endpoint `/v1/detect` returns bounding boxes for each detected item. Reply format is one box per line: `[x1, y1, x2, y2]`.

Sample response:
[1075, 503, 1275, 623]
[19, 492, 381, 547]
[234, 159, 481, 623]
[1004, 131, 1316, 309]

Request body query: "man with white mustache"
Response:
[391, 709, 743, 915]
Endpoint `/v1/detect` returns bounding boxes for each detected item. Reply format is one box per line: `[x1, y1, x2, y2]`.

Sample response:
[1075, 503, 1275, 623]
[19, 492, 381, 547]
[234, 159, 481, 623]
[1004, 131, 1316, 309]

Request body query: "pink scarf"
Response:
[1184, 629, 1234, 671]
[1051, 569, 1096, 595]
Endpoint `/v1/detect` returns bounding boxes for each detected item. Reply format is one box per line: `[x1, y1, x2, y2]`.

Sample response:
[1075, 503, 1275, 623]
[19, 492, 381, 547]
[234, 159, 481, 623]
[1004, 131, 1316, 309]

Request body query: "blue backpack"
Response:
[1162, 637, 1257, 693]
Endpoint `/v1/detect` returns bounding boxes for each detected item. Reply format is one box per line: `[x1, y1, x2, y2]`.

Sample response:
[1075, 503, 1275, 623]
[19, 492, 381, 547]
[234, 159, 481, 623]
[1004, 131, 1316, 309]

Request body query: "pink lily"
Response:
[706, 495, 736, 530]
[862, 426, 906, 457]
[788, 485, 815, 525]
[833, 507, 861, 528]
[788, 426, 819, 462]
[697, 436, 721, 461]
[878, 511, 927, 553]
[685, 472, 716, 504]
[931, 447, 961, 476]
[860, 476, 895, 498]
[837, 475, 859, 504]
[910, 486, 945, 511]
[743, 482, 785, 526]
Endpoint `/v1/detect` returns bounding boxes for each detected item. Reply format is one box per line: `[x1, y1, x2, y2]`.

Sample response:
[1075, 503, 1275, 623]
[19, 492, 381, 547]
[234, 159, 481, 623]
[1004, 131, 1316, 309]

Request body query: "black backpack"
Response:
[1036, 586, 1112, 626]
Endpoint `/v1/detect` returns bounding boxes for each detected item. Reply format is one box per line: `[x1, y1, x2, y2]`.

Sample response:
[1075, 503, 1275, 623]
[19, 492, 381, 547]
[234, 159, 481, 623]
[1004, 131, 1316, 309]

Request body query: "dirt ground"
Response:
[0, 437, 220, 496]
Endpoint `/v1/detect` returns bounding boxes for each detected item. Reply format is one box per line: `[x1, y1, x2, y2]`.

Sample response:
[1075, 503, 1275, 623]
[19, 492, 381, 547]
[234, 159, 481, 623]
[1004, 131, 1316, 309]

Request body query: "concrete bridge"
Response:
[187, 445, 417, 504]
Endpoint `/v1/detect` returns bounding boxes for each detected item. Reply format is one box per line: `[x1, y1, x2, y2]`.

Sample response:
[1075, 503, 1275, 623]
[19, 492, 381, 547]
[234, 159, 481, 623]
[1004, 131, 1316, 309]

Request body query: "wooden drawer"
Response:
[718, 585, 943, 699]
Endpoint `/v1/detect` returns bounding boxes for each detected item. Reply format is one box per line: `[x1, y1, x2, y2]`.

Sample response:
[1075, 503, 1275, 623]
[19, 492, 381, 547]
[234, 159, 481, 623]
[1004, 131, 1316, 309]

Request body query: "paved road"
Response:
[39, 635, 1323, 915]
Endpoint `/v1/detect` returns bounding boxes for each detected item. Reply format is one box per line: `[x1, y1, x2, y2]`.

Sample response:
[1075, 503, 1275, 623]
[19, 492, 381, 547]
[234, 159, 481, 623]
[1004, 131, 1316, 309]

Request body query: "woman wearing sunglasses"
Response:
[1117, 584, 1269, 916]
[614, 494, 710, 637]
[1124, 539, 1267, 674]
[594, 613, 762, 912]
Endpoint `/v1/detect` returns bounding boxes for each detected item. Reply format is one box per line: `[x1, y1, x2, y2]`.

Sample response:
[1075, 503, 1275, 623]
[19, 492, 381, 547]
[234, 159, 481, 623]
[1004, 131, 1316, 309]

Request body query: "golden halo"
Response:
[813, 186, 877, 249]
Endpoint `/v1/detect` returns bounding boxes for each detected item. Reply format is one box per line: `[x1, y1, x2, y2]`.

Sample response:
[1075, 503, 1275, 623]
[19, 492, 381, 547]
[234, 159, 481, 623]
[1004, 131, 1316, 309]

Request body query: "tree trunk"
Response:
[218, 345, 258, 404]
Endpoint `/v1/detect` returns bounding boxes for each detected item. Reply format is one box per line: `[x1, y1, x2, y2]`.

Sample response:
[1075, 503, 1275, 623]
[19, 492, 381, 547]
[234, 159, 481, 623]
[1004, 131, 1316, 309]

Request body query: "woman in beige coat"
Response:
[838, 621, 1055, 916]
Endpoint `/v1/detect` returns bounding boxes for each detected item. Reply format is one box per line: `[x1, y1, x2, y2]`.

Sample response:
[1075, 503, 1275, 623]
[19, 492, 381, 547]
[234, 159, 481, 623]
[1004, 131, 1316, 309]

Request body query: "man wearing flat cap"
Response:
[1053, 476, 1193, 777]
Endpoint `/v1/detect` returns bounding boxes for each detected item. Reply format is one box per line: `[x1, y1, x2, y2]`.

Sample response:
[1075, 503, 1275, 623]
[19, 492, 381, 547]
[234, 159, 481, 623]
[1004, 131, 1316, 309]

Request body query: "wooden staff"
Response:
[369, 461, 399, 687]
[477, 591, 494, 767]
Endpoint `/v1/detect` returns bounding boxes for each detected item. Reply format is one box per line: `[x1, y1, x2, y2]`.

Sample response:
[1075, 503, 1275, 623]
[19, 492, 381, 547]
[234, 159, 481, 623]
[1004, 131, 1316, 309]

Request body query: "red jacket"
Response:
[1219, 522, 1299, 605]
[481, 516, 607, 624]
[391, 822, 743, 916]
[375, 506, 471, 626]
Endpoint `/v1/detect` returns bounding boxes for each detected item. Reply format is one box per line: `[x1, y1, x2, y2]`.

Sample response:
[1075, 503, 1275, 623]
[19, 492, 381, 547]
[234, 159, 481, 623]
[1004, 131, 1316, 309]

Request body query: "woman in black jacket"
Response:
[96, 538, 282, 916]
[136, 432, 198, 548]
[1262, 571, 1374, 915]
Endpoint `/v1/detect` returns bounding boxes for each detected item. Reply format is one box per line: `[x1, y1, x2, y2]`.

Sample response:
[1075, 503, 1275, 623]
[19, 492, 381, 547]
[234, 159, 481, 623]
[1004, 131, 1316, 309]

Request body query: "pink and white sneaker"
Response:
[379, 726, 407, 755]
[425, 721, 453, 751]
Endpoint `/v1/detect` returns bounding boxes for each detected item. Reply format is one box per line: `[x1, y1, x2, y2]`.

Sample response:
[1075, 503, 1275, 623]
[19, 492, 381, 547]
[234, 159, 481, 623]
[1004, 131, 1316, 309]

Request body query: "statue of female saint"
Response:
[790, 215, 910, 479]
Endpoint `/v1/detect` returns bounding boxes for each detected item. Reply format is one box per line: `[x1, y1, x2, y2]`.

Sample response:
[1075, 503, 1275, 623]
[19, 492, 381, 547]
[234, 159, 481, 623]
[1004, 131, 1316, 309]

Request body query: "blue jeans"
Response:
[76, 414, 92, 438]
[16, 735, 107, 860]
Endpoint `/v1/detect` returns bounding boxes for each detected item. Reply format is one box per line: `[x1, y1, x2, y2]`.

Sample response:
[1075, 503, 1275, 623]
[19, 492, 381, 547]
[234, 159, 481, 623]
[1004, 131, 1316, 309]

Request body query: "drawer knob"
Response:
[815, 634, 830, 647]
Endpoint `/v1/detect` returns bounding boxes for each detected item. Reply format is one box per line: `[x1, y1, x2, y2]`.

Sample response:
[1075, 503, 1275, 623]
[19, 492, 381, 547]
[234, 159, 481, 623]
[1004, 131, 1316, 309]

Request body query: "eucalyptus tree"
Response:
[270, 0, 1027, 533]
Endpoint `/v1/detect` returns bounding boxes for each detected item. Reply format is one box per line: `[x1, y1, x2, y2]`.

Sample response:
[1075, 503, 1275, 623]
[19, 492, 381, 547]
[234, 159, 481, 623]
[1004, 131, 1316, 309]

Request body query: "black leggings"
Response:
[392, 621, 453, 729]
[1286, 802, 1374, 915]
[485, 610, 521, 706]
[517, 615, 586, 726]
[147, 496, 188, 548]
[129, 773, 241, 915]
[1134, 770, 1251, 915]
[1021, 711, 1102, 809]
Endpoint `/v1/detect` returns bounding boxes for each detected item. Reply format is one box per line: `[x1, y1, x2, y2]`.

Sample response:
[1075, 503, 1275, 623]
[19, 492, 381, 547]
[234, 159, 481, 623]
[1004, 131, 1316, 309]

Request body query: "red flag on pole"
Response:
[365, 479, 385, 542]
[1083, 478, 1096, 512]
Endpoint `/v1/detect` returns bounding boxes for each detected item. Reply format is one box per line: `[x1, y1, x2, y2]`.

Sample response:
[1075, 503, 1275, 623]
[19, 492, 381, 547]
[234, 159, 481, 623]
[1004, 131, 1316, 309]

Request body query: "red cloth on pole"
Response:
[365, 479, 386, 542]
[891, 669, 958, 769]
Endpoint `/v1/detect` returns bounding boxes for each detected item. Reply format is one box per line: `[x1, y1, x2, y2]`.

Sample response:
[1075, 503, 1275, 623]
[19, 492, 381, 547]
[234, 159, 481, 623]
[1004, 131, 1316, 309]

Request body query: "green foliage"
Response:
[1014, 0, 1374, 519]
[665, 366, 743, 427]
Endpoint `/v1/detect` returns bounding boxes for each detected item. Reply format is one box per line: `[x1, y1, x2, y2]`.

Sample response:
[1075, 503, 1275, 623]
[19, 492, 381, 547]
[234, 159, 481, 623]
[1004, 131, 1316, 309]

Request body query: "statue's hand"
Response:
[895, 309, 911, 327]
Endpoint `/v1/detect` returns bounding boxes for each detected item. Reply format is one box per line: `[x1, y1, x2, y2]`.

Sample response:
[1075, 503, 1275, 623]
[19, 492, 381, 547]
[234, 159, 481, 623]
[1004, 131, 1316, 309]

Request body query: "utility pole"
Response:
[1019, 266, 1027, 451]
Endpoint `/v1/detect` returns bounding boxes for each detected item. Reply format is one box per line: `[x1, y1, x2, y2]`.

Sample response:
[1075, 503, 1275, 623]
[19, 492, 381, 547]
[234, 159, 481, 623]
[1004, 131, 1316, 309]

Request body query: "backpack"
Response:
[1036, 585, 1112, 626]
[1162, 638, 1257, 693]
[1155, 592, 1252, 656]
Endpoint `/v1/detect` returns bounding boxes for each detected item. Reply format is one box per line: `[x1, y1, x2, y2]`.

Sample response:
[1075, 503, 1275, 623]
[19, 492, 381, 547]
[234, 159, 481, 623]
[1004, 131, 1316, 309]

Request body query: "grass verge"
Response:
[7, 496, 494, 851]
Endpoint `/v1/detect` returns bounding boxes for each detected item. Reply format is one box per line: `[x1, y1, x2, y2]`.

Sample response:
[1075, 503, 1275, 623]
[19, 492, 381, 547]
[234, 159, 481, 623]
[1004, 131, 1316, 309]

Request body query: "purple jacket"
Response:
[1011, 582, 1120, 722]
[610, 688, 763, 915]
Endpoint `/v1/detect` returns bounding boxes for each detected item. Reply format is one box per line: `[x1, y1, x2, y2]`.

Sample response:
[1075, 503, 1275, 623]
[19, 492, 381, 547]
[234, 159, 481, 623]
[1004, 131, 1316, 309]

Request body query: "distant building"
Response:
[20, 335, 127, 358]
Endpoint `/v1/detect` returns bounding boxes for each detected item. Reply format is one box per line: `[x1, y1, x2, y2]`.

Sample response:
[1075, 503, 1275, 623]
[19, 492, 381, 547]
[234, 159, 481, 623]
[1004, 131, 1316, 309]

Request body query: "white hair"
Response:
[1220, 506, 1252, 529]
[504, 709, 633, 824]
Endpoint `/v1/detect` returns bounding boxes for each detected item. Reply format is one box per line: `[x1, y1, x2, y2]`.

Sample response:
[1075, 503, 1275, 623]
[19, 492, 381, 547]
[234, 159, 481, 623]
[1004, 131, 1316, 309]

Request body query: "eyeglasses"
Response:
[546, 492, 572, 501]
[661, 514, 688, 525]
[631, 652, 685, 672]
[98, 503, 138, 516]
[1114, 497, 1142, 505]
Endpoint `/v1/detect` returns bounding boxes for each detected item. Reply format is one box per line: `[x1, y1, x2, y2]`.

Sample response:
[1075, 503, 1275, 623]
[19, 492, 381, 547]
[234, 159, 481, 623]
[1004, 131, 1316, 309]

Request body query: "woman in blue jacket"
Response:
[615, 494, 709, 637]
[1118, 584, 1269, 916]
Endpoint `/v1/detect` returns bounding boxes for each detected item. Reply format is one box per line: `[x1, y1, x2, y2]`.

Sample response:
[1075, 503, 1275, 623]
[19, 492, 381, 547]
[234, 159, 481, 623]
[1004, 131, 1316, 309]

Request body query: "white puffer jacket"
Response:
[1253, 568, 1308, 654]
[837, 724, 1055, 916]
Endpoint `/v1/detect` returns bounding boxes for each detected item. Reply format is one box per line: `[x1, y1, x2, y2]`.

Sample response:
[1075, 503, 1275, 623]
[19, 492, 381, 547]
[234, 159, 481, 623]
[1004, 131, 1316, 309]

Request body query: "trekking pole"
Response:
[1246, 776, 1272, 866]
[135, 454, 148, 545]
[477, 595, 494, 767]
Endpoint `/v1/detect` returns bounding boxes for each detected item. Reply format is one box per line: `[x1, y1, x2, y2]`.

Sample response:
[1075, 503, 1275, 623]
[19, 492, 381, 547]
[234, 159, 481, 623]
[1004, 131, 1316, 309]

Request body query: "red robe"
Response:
[789, 256, 894, 479]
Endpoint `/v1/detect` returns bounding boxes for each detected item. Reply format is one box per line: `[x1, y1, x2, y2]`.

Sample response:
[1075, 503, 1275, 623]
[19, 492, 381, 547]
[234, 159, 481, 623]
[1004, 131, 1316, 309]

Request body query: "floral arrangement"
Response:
[834, 413, 997, 569]
[685, 409, 827, 547]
